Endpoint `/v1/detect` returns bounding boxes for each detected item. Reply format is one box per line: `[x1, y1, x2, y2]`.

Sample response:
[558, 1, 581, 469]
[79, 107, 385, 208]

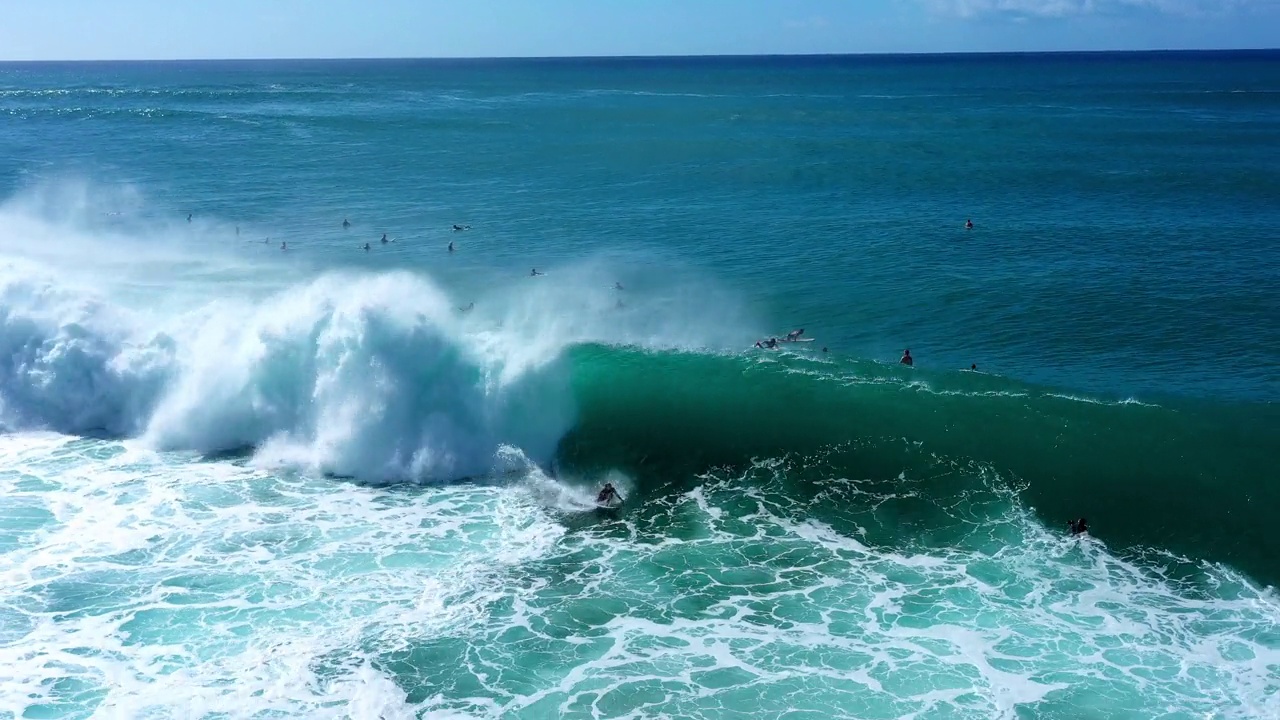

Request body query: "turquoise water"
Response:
[0, 53, 1278, 718]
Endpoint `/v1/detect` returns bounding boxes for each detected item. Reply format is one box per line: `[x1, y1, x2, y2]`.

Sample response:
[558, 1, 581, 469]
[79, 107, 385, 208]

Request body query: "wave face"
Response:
[556, 344, 1280, 585]
[5, 250, 1275, 582]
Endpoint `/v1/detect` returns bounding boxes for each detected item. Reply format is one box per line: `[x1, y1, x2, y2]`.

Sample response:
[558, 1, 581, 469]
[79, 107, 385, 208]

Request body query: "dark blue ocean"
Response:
[0, 52, 1277, 719]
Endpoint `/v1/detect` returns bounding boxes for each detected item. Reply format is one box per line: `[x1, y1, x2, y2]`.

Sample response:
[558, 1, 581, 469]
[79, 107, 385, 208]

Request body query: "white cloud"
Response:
[922, 0, 1277, 18]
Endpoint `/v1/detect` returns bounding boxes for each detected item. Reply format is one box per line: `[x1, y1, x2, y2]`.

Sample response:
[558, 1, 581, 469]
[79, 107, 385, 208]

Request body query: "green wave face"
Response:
[555, 344, 1280, 584]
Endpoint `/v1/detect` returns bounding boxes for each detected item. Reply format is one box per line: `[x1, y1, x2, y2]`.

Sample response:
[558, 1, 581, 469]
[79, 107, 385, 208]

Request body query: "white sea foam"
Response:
[0, 184, 754, 483]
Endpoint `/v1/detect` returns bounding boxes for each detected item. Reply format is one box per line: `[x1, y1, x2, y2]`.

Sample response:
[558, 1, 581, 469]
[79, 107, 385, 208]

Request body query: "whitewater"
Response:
[2, 54, 1279, 719]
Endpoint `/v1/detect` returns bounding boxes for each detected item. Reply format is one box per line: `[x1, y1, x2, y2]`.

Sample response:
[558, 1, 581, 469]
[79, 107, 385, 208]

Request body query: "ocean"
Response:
[0, 52, 1277, 719]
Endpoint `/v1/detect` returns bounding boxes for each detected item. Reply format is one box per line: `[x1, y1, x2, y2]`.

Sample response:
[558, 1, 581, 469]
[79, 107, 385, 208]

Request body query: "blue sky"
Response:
[0, 0, 1276, 60]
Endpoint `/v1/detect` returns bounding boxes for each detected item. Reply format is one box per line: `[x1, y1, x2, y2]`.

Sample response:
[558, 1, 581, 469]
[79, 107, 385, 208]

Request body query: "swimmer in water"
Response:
[280, 241, 287, 251]
[1068, 518, 1089, 535]
[530, 268, 543, 276]
[343, 219, 351, 229]
[187, 214, 192, 223]
[380, 233, 388, 244]
[900, 349, 913, 366]
[971, 363, 977, 371]
[614, 282, 624, 290]
[448, 241, 454, 252]
[965, 219, 974, 230]
[363, 242, 370, 251]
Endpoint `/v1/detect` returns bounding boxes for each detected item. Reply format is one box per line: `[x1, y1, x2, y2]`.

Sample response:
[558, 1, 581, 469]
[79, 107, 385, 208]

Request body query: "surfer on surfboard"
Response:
[597, 483, 623, 506]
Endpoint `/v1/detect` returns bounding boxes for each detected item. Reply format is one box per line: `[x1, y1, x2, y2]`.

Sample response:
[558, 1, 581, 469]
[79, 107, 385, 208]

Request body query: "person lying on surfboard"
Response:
[596, 483, 623, 505]
[785, 329, 805, 341]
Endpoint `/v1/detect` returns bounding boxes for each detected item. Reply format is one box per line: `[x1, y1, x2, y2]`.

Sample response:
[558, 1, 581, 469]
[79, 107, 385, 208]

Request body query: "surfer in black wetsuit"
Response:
[531, 268, 543, 276]
[363, 242, 370, 251]
[786, 329, 804, 341]
[343, 218, 351, 229]
[381, 233, 388, 244]
[597, 483, 623, 505]
[965, 219, 974, 230]
[900, 349, 913, 366]
[448, 241, 454, 252]
[1068, 518, 1088, 535]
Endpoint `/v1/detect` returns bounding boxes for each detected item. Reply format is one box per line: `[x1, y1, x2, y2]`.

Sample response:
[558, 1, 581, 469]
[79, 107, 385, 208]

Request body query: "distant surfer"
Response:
[343, 218, 351, 229]
[786, 329, 805, 341]
[900, 349, 913, 366]
[965, 219, 974, 230]
[596, 483, 623, 506]
[1068, 518, 1088, 535]
[381, 233, 388, 244]
[187, 214, 192, 223]
[971, 363, 977, 371]
[460, 302, 475, 312]
[614, 282, 624, 291]
[452, 224, 470, 231]
[363, 242, 370, 251]
[448, 241, 454, 252]
[822, 347, 828, 353]
[280, 241, 287, 251]
[755, 338, 778, 349]
[530, 268, 543, 276]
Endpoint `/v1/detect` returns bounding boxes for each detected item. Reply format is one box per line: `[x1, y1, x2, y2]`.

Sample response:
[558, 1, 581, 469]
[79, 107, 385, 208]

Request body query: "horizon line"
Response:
[1, 47, 1277, 65]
